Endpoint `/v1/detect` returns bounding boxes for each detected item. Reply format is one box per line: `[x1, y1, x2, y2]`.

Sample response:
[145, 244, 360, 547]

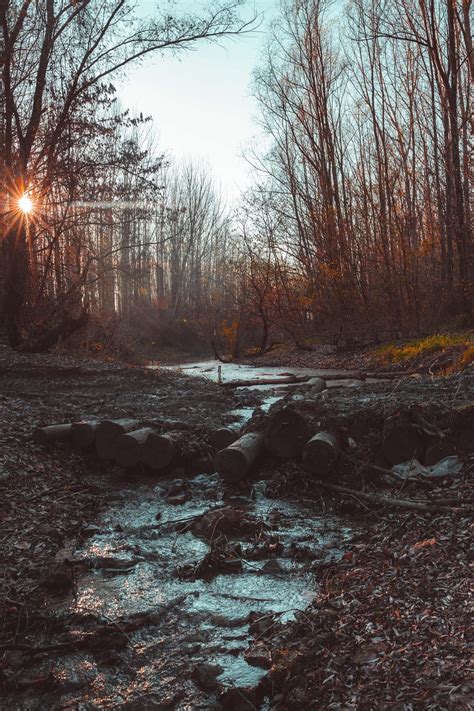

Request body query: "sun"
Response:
[18, 193, 33, 214]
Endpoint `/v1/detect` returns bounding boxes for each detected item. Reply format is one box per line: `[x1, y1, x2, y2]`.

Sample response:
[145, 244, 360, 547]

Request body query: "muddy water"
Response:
[27, 362, 356, 709]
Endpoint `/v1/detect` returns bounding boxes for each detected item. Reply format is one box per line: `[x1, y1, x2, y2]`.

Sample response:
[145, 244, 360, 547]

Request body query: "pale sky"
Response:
[118, 1, 278, 203]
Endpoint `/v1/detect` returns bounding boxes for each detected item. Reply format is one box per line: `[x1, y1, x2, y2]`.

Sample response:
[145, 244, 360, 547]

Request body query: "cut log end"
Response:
[95, 419, 139, 461]
[114, 428, 154, 468]
[209, 427, 240, 452]
[33, 424, 73, 446]
[215, 432, 264, 482]
[303, 432, 339, 478]
[264, 407, 308, 458]
[142, 431, 179, 470]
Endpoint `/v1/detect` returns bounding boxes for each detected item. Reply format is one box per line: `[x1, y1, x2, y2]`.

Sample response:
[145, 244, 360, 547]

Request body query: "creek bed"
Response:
[6, 360, 360, 709]
[43, 471, 354, 708]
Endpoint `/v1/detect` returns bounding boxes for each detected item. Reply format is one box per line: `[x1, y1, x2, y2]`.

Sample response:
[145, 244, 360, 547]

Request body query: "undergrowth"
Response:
[375, 332, 474, 371]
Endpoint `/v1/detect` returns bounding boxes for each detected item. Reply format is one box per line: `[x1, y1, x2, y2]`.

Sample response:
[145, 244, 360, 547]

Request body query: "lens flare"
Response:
[18, 194, 33, 214]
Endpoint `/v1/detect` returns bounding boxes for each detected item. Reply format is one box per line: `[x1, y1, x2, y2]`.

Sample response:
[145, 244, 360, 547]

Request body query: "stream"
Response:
[26, 361, 360, 709]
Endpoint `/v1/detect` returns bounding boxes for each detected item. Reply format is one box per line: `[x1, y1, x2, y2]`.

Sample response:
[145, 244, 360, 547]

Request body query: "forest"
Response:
[0, 1, 472, 710]
[1, 0, 471, 358]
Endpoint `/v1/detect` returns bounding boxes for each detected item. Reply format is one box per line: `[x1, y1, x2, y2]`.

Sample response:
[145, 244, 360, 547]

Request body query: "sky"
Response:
[118, 1, 278, 204]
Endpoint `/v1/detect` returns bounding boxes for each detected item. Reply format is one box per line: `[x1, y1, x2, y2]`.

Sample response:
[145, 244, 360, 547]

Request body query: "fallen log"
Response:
[114, 427, 155, 468]
[302, 432, 340, 478]
[209, 427, 240, 451]
[141, 430, 180, 470]
[33, 424, 73, 445]
[220, 375, 311, 388]
[382, 414, 424, 465]
[215, 432, 264, 482]
[96, 419, 140, 461]
[264, 407, 309, 458]
[72, 421, 99, 450]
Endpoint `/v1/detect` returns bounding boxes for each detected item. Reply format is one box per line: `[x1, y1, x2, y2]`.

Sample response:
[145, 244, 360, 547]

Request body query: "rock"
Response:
[307, 376, 326, 393]
[192, 662, 223, 691]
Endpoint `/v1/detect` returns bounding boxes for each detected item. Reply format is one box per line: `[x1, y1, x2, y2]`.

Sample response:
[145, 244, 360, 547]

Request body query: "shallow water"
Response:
[44, 471, 353, 708]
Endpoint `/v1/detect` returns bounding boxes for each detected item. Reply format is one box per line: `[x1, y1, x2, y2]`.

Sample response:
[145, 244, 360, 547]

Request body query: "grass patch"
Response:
[375, 332, 474, 369]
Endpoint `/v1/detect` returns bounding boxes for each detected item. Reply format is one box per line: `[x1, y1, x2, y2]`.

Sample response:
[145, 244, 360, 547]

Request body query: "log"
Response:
[214, 432, 264, 482]
[141, 430, 181, 470]
[302, 432, 339, 478]
[33, 424, 73, 445]
[209, 427, 240, 451]
[382, 415, 423, 465]
[95, 419, 140, 461]
[264, 407, 309, 458]
[220, 375, 311, 388]
[72, 421, 99, 450]
[114, 428, 154, 468]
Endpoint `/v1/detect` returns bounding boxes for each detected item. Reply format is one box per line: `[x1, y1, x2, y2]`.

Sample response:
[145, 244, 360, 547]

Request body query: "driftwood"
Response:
[72, 421, 99, 450]
[264, 407, 309, 458]
[382, 414, 424, 465]
[302, 432, 340, 478]
[214, 432, 264, 482]
[209, 427, 240, 451]
[33, 424, 73, 445]
[95, 419, 139, 461]
[114, 428, 155, 468]
[142, 430, 180, 470]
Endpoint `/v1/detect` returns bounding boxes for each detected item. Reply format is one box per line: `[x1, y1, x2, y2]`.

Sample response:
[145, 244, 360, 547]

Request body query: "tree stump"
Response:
[302, 431, 339, 478]
[214, 432, 264, 482]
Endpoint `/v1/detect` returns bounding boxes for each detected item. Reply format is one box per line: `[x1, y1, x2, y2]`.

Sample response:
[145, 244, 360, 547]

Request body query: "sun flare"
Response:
[18, 194, 33, 214]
